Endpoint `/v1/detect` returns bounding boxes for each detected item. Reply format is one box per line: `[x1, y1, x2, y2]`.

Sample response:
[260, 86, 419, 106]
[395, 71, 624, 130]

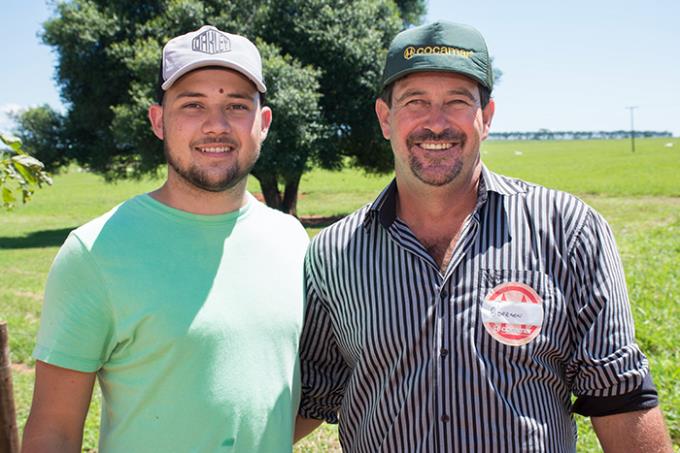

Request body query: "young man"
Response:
[22, 25, 309, 452]
[296, 21, 672, 452]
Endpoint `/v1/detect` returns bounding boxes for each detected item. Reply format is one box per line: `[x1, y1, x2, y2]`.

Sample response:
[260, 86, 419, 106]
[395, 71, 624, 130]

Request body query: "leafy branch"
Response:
[0, 133, 53, 210]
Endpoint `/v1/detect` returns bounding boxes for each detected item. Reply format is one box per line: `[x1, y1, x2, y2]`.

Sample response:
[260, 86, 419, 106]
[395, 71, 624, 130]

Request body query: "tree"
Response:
[258, 0, 404, 175]
[16, 0, 425, 215]
[0, 133, 52, 210]
[394, 0, 426, 25]
[14, 105, 68, 172]
[252, 41, 325, 213]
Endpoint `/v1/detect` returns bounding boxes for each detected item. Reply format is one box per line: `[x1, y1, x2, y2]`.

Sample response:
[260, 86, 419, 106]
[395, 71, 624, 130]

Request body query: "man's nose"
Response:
[424, 105, 449, 135]
[202, 107, 232, 134]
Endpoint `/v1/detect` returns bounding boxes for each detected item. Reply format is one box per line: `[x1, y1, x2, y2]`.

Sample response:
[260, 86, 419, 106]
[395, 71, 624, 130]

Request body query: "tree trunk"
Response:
[257, 173, 282, 211]
[281, 174, 301, 218]
[0, 322, 20, 453]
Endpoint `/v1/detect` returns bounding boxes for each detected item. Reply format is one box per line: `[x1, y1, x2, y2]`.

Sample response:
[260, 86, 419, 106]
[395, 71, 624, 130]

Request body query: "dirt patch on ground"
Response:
[11, 362, 33, 374]
[12, 290, 42, 302]
[251, 192, 345, 228]
[299, 215, 344, 229]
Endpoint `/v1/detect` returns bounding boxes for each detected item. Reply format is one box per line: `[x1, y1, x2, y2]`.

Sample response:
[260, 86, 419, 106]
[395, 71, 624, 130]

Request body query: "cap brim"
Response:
[162, 58, 267, 93]
[383, 65, 490, 91]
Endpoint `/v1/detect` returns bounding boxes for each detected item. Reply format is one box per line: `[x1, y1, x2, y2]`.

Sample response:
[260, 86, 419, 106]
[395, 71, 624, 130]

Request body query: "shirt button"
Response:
[440, 347, 449, 358]
[441, 414, 450, 423]
[441, 290, 449, 300]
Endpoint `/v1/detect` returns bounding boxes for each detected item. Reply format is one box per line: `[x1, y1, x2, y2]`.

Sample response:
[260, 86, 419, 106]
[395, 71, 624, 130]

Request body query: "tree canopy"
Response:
[17, 0, 426, 215]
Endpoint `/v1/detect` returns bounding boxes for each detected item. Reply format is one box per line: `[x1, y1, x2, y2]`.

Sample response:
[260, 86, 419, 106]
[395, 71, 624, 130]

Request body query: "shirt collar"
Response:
[364, 179, 398, 229]
[479, 164, 527, 197]
[364, 164, 526, 229]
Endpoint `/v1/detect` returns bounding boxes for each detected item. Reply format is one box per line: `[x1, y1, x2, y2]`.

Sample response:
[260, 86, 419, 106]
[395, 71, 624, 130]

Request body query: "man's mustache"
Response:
[190, 136, 239, 148]
[406, 129, 466, 148]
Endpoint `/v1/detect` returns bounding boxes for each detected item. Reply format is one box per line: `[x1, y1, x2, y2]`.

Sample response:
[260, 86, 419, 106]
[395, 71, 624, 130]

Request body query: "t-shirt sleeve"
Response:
[33, 232, 115, 372]
[566, 208, 651, 402]
[298, 245, 352, 424]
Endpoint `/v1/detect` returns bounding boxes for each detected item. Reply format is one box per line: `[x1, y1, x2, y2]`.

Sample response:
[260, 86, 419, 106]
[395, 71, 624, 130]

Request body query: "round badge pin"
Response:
[481, 282, 544, 346]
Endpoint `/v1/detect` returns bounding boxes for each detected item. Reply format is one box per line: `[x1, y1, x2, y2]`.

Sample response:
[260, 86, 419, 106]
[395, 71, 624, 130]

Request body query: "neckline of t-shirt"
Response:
[134, 192, 256, 225]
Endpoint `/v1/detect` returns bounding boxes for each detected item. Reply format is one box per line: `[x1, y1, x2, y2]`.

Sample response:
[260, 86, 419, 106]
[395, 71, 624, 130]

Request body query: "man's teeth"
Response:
[419, 143, 453, 150]
[197, 146, 231, 153]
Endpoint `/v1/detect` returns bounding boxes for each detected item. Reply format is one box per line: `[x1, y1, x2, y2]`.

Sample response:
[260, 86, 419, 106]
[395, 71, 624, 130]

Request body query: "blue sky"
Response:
[2, 0, 679, 135]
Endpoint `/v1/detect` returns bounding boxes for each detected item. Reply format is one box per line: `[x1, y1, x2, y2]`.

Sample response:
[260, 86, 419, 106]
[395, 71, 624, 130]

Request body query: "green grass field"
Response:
[2, 137, 679, 451]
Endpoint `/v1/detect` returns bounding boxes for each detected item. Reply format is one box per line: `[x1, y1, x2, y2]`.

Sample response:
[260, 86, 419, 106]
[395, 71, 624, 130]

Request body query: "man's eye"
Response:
[405, 99, 427, 108]
[183, 103, 203, 109]
[447, 98, 473, 107]
[228, 104, 249, 111]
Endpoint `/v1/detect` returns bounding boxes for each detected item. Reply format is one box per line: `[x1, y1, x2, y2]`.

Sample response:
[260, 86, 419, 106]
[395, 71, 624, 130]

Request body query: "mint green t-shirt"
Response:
[34, 193, 309, 452]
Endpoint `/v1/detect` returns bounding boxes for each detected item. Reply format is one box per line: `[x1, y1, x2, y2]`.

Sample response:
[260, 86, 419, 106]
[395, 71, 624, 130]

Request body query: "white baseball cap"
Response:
[161, 25, 266, 93]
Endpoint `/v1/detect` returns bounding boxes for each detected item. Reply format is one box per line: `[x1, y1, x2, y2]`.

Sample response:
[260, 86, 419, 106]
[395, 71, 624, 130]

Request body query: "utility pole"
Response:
[625, 106, 638, 152]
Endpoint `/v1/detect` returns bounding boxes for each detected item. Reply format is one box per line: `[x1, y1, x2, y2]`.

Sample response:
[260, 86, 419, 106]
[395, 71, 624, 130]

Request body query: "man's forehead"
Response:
[169, 67, 259, 96]
[394, 71, 479, 92]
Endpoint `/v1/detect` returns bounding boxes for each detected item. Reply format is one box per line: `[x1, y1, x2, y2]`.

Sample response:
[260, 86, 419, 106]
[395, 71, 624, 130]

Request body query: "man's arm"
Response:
[294, 415, 324, 443]
[22, 360, 96, 453]
[591, 407, 673, 453]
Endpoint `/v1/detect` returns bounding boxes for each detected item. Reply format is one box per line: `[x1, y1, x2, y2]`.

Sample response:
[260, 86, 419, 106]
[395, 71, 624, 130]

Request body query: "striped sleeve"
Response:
[566, 208, 649, 398]
[298, 245, 351, 423]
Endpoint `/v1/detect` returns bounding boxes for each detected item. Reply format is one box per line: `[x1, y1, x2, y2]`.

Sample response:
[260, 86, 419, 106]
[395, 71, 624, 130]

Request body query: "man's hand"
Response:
[294, 416, 324, 443]
[22, 361, 96, 453]
[591, 407, 673, 453]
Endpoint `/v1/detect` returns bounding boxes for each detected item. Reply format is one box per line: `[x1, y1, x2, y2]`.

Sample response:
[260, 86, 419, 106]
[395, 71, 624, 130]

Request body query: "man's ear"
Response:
[375, 98, 392, 140]
[480, 98, 495, 140]
[259, 106, 273, 140]
[148, 104, 164, 140]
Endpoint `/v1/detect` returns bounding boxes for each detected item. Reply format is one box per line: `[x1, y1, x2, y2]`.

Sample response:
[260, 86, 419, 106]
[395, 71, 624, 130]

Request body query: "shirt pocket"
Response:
[476, 269, 570, 373]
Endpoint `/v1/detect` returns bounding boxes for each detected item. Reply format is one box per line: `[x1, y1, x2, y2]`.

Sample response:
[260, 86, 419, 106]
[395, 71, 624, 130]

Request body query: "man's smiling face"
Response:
[375, 71, 494, 189]
[149, 67, 271, 193]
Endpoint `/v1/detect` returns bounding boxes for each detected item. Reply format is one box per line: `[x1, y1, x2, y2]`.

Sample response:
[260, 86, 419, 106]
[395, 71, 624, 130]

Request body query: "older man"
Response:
[23, 25, 308, 452]
[295, 21, 672, 452]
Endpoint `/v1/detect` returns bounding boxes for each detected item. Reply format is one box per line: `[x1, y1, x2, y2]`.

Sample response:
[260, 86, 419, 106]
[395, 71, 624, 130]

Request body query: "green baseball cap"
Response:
[381, 21, 493, 91]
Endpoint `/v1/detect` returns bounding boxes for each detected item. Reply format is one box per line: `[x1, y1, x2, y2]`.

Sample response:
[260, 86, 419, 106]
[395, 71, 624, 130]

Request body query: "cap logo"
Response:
[403, 45, 474, 60]
[192, 29, 231, 55]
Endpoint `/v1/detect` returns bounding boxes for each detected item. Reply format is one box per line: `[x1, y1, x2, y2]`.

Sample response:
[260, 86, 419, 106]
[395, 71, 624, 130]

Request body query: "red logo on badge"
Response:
[481, 282, 543, 346]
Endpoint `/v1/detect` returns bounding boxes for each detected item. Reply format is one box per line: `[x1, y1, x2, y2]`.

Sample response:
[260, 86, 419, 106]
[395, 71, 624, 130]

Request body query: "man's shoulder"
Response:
[249, 197, 308, 241]
[489, 170, 591, 213]
[309, 204, 372, 250]
[488, 171, 601, 245]
[70, 195, 144, 247]
[251, 197, 302, 225]
[48, 197, 143, 281]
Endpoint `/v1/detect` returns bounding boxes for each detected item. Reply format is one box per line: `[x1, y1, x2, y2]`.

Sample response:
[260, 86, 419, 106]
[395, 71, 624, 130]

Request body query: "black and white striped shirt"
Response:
[299, 165, 653, 452]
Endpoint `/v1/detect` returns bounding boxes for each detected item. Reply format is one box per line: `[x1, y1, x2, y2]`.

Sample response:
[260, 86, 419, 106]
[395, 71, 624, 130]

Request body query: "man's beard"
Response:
[164, 137, 259, 193]
[406, 128, 467, 187]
